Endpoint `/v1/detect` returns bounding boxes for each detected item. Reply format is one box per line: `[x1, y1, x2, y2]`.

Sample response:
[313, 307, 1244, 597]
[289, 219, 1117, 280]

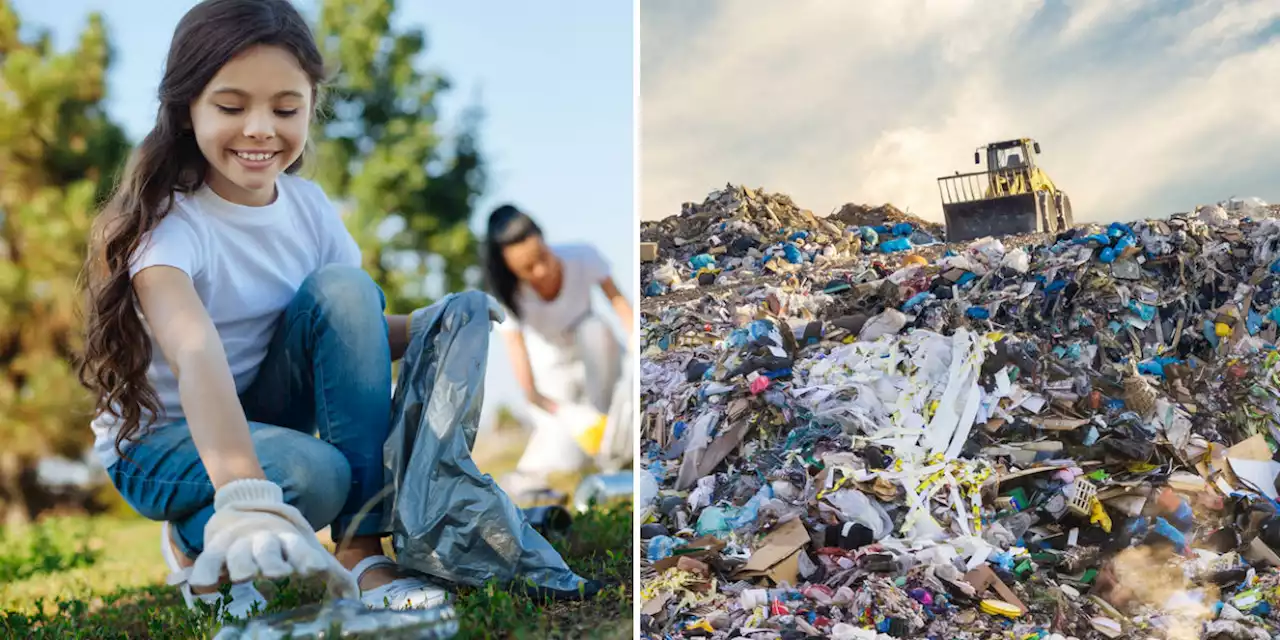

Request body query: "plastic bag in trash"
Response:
[381, 291, 590, 594]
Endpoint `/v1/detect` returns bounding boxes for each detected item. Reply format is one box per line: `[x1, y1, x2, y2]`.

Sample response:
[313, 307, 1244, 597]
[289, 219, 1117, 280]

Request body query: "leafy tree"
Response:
[0, 1, 131, 525]
[0, 0, 486, 524]
[312, 0, 486, 314]
[0, 0, 485, 525]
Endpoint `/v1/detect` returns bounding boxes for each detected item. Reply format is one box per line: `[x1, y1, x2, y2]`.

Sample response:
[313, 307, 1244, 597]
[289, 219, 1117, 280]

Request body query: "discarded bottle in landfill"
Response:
[212, 599, 458, 639]
[739, 588, 802, 609]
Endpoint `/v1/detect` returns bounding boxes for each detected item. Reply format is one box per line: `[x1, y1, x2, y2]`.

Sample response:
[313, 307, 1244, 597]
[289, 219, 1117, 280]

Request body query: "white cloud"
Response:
[1059, 0, 1152, 44]
[641, 0, 1280, 223]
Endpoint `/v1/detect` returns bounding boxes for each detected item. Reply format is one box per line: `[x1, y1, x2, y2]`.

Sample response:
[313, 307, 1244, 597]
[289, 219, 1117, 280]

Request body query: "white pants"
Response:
[515, 314, 623, 476]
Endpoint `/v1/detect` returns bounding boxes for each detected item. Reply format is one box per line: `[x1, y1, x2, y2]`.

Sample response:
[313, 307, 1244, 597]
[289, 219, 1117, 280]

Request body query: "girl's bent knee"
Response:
[300, 264, 385, 313]
[263, 438, 352, 530]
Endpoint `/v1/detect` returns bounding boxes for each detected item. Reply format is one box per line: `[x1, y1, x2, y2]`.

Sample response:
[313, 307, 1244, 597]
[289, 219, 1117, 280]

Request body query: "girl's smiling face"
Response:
[190, 44, 313, 207]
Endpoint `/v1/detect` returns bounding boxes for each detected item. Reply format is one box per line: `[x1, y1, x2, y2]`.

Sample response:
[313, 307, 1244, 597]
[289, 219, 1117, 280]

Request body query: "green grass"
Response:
[0, 504, 632, 639]
[0, 431, 632, 639]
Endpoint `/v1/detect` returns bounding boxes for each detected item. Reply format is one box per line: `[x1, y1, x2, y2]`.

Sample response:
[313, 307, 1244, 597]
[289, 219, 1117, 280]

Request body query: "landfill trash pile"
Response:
[638, 187, 1280, 639]
[640, 185, 949, 299]
[828, 202, 944, 238]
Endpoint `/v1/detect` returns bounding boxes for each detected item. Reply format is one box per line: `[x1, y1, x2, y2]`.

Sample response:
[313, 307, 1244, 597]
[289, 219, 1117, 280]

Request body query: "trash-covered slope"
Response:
[639, 186, 1280, 640]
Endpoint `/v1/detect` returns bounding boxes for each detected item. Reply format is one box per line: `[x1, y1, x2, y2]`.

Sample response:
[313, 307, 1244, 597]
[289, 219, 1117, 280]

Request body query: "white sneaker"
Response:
[161, 521, 267, 619]
[352, 554, 450, 610]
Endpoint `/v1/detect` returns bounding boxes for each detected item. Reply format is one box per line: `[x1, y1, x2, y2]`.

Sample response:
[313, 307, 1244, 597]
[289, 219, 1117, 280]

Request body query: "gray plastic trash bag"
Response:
[381, 291, 586, 592]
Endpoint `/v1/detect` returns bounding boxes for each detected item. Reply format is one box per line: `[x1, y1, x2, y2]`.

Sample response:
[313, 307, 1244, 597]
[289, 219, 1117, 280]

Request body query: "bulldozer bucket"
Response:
[942, 192, 1057, 243]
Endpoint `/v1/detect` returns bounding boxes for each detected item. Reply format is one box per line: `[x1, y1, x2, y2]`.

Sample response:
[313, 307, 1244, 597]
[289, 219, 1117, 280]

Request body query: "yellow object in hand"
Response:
[574, 415, 608, 456]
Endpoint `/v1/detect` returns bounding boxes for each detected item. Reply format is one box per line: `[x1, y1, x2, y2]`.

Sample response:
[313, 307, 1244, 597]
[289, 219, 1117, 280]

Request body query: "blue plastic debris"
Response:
[783, 243, 803, 263]
[880, 237, 911, 253]
[1150, 517, 1188, 553]
[891, 222, 914, 237]
[1107, 222, 1134, 238]
[647, 535, 684, 561]
[748, 319, 775, 340]
[965, 306, 990, 320]
[1074, 233, 1110, 246]
[672, 420, 687, 439]
[1204, 319, 1220, 347]
[1269, 306, 1280, 326]
[1083, 425, 1100, 446]
[902, 291, 930, 311]
[1127, 300, 1157, 322]
[1137, 357, 1182, 378]
[690, 253, 716, 270]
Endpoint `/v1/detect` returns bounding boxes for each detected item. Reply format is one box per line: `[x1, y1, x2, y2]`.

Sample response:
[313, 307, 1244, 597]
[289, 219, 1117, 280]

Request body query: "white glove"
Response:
[190, 478, 359, 600]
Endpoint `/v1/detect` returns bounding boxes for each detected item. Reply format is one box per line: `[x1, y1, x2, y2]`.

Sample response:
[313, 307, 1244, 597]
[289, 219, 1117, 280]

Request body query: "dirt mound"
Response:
[829, 202, 944, 236]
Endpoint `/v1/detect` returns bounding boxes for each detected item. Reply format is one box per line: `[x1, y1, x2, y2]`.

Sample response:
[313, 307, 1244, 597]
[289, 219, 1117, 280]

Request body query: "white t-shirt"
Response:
[90, 174, 362, 468]
[498, 243, 611, 350]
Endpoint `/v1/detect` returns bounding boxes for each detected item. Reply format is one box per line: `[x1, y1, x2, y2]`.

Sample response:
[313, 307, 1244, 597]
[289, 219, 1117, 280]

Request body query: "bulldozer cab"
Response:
[938, 137, 1071, 243]
[980, 139, 1041, 172]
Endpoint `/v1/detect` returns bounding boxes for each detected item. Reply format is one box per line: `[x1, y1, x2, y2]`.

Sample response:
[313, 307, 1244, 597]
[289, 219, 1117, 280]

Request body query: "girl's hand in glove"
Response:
[189, 478, 359, 600]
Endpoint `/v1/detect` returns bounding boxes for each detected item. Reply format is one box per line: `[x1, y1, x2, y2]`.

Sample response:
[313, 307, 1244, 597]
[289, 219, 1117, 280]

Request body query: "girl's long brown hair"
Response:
[78, 0, 327, 458]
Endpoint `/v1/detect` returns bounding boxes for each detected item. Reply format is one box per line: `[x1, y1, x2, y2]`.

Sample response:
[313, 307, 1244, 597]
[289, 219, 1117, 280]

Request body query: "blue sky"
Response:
[13, 0, 635, 426]
[642, 0, 1280, 222]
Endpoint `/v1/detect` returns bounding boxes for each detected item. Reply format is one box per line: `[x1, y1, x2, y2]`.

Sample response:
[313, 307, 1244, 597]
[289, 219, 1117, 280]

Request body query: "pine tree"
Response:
[0, 1, 130, 524]
[312, 0, 486, 313]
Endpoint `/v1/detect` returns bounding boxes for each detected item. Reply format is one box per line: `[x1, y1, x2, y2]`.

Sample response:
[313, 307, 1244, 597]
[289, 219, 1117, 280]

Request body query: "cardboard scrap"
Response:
[1034, 417, 1090, 431]
[735, 517, 811, 585]
[1244, 537, 1280, 568]
[1229, 434, 1273, 461]
[1225, 434, 1280, 498]
[697, 399, 752, 477]
[652, 535, 726, 573]
[640, 242, 658, 262]
[965, 565, 1028, 614]
[641, 591, 672, 616]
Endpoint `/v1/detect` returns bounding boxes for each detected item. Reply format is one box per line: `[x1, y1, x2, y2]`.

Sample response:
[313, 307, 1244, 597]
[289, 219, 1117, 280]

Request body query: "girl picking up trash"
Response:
[78, 0, 511, 618]
[483, 205, 634, 500]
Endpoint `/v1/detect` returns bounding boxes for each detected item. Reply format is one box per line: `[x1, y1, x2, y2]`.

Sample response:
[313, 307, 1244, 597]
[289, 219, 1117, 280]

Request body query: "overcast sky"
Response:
[641, 0, 1280, 223]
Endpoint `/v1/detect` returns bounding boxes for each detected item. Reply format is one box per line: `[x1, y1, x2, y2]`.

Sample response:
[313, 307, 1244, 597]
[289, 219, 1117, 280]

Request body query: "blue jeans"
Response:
[107, 265, 394, 559]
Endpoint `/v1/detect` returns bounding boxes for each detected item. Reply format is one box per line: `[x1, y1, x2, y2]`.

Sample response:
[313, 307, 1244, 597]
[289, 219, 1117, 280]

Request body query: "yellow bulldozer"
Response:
[936, 138, 1073, 243]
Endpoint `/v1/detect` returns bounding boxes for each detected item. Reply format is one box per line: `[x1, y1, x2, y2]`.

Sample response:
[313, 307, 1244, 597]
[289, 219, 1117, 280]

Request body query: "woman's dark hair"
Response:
[484, 204, 543, 319]
[78, 0, 328, 458]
